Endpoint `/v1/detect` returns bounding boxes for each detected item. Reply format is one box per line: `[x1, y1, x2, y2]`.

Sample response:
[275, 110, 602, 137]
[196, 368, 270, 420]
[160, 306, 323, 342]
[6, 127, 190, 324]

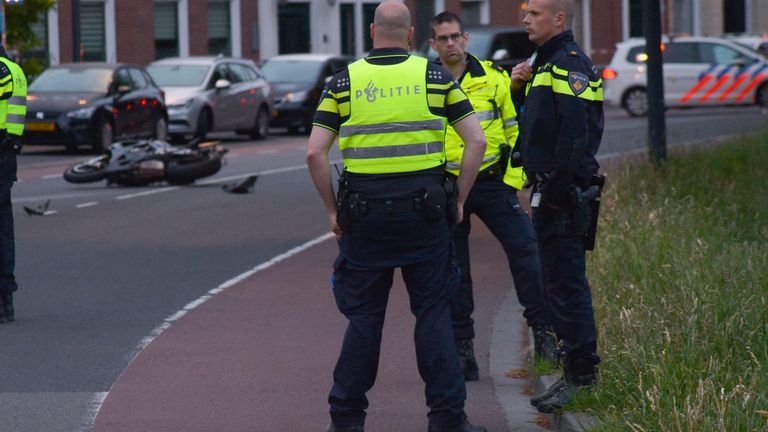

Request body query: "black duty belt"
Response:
[351, 196, 423, 215]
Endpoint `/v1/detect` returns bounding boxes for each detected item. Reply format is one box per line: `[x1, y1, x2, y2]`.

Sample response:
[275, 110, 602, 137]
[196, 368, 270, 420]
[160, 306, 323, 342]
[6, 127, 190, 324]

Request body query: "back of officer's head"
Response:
[545, 0, 575, 29]
[372, 1, 411, 47]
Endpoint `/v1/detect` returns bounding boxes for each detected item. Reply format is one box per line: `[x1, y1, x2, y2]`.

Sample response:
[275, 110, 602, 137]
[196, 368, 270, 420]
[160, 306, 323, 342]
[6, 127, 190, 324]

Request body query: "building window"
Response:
[278, 3, 310, 54]
[362, 3, 377, 52]
[461, 1, 482, 26]
[672, 0, 694, 35]
[340, 4, 355, 56]
[208, 1, 231, 55]
[155, 1, 179, 59]
[723, 0, 746, 33]
[81, 2, 106, 61]
[629, 0, 643, 37]
[27, 12, 49, 65]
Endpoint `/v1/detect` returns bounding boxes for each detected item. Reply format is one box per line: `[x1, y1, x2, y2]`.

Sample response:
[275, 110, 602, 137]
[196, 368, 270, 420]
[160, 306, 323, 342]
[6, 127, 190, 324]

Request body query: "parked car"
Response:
[602, 36, 768, 116]
[722, 33, 768, 57]
[24, 63, 168, 152]
[260, 53, 353, 134]
[147, 56, 273, 142]
[418, 26, 536, 72]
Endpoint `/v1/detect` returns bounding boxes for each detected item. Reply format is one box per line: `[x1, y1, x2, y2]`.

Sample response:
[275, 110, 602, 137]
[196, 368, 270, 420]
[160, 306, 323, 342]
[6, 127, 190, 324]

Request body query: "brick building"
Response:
[23, 0, 768, 69]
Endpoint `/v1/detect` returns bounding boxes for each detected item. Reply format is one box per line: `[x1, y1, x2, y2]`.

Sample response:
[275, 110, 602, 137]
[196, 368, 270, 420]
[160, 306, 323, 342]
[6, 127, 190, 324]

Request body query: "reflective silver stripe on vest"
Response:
[475, 110, 497, 121]
[339, 119, 445, 138]
[8, 96, 27, 106]
[5, 114, 26, 124]
[446, 153, 500, 170]
[504, 118, 517, 128]
[342, 141, 444, 159]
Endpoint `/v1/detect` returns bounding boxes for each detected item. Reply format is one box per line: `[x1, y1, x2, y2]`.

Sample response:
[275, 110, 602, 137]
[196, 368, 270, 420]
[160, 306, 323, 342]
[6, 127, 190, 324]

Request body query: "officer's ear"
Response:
[370, 23, 376, 42]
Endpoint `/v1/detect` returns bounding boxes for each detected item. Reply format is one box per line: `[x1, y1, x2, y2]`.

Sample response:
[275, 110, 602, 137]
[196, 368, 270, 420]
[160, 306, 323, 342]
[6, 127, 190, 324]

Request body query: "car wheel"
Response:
[757, 83, 768, 110]
[153, 117, 168, 141]
[195, 109, 212, 140]
[250, 106, 270, 140]
[622, 88, 648, 117]
[92, 115, 114, 153]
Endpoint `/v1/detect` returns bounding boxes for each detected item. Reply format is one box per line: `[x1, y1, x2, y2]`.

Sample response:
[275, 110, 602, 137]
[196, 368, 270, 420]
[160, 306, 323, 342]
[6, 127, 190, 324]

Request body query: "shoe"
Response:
[455, 338, 479, 381]
[0, 294, 6, 324]
[2, 292, 13, 322]
[534, 375, 593, 413]
[531, 324, 559, 366]
[325, 424, 364, 432]
[427, 419, 488, 432]
[530, 377, 566, 407]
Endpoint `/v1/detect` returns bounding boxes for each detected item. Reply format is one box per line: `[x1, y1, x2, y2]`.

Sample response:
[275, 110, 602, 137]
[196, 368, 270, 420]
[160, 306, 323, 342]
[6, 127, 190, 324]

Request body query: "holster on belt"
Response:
[336, 173, 351, 230]
[443, 176, 458, 227]
[568, 174, 605, 250]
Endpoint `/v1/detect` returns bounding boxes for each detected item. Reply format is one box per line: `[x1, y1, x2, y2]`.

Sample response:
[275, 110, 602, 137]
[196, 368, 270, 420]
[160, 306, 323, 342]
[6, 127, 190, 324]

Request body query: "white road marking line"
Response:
[43, 210, 58, 216]
[42, 174, 63, 180]
[76, 202, 98, 208]
[257, 149, 278, 154]
[115, 187, 179, 200]
[90, 232, 335, 424]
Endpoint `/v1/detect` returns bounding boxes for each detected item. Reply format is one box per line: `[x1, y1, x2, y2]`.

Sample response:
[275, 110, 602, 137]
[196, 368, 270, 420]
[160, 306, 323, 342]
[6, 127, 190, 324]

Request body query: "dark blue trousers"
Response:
[451, 177, 549, 339]
[0, 152, 17, 294]
[329, 209, 466, 428]
[532, 203, 599, 368]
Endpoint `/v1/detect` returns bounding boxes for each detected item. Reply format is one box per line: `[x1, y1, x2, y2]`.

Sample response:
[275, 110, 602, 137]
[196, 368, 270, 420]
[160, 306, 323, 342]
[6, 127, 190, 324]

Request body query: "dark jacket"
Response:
[518, 30, 603, 208]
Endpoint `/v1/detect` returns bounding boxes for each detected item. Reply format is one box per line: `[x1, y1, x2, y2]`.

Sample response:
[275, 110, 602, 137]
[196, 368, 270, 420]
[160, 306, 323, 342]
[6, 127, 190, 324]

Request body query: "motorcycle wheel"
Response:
[63, 161, 108, 184]
[166, 153, 222, 185]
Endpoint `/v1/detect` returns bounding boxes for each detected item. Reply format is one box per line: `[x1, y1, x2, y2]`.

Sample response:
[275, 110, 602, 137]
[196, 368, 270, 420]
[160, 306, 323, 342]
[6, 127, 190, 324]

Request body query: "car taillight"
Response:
[602, 68, 618, 80]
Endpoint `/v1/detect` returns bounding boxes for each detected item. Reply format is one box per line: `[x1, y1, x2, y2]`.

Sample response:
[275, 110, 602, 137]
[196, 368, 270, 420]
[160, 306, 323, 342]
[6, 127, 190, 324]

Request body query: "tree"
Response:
[5, 0, 57, 77]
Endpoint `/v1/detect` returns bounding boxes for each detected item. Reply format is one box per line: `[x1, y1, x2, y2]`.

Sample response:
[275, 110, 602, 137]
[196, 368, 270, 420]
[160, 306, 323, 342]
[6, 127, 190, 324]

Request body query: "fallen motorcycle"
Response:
[63, 138, 227, 186]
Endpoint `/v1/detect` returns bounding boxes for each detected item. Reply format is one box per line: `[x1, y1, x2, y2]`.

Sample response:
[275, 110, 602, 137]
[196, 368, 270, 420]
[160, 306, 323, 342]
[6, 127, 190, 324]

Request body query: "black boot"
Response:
[427, 419, 487, 432]
[531, 324, 559, 366]
[530, 377, 566, 407]
[455, 338, 479, 381]
[0, 294, 6, 323]
[325, 424, 364, 432]
[535, 359, 596, 413]
[2, 292, 13, 322]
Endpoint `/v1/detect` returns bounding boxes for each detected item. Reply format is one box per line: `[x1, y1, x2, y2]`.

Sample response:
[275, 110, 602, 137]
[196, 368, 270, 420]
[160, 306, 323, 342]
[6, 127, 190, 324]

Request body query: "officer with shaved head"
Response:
[308, 1, 487, 431]
[511, 0, 605, 413]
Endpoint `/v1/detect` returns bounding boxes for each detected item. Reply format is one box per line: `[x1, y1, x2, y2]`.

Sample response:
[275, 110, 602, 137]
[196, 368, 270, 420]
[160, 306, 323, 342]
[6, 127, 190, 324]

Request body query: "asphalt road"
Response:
[1, 105, 766, 432]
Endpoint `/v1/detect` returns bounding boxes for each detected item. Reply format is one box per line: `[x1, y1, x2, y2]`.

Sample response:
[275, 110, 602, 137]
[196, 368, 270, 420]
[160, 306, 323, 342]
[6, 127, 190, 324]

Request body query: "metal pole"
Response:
[72, 0, 81, 61]
[643, 0, 667, 165]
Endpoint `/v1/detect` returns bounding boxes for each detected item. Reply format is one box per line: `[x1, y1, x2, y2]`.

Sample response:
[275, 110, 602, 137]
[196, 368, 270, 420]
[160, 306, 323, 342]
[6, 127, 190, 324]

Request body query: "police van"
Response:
[602, 36, 768, 116]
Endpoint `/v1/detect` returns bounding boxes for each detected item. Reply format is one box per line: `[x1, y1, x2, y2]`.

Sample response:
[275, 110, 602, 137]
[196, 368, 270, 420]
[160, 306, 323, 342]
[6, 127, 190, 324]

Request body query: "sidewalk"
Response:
[92, 222, 547, 432]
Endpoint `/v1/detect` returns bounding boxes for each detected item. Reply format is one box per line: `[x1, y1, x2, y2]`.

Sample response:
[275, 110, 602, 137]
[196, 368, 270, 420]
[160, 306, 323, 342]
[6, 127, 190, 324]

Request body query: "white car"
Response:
[602, 36, 768, 116]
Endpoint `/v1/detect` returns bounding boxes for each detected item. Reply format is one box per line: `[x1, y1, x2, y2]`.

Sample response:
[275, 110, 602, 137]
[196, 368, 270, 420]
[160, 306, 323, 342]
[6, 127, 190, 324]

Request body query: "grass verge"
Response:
[577, 134, 768, 431]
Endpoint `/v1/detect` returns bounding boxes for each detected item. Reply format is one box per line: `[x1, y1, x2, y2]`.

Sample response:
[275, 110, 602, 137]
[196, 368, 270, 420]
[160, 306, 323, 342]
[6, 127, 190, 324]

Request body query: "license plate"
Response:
[26, 122, 56, 132]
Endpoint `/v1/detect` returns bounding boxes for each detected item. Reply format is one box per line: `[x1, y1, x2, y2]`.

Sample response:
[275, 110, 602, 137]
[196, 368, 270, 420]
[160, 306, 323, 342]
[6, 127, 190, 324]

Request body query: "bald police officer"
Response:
[308, 3, 489, 431]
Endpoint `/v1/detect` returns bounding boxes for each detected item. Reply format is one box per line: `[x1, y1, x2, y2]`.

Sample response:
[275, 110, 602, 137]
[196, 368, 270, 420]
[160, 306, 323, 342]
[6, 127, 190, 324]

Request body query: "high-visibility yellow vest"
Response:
[340, 56, 446, 174]
[445, 57, 525, 189]
[0, 57, 27, 136]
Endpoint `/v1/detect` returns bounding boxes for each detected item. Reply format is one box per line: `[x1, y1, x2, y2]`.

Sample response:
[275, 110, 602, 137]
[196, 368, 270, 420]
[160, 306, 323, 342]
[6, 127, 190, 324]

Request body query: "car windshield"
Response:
[29, 67, 113, 93]
[146, 64, 211, 87]
[261, 59, 323, 84]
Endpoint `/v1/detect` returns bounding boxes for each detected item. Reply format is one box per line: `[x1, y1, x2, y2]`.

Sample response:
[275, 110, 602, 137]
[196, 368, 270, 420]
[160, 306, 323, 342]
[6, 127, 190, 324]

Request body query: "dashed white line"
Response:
[115, 187, 179, 200]
[76, 202, 98, 208]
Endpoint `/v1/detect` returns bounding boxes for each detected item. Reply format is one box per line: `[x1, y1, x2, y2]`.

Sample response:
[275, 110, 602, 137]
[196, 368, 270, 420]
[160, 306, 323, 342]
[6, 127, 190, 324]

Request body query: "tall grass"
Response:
[582, 135, 768, 431]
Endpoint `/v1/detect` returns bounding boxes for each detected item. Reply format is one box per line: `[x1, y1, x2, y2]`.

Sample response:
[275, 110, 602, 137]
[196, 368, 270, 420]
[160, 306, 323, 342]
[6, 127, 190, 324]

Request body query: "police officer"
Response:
[307, 3, 488, 431]
[429, 11, 557, 381]
[0, 46, 25, 324]
[511, 0, 603, 413]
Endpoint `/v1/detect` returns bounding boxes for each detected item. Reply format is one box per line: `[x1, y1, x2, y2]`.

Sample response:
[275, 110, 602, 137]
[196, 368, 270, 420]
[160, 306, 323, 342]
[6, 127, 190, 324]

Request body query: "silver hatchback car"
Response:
[147, 56, 273, 141]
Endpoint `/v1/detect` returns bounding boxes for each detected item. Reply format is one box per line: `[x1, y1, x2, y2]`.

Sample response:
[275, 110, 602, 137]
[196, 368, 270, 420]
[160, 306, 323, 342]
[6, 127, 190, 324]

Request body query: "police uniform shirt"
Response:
[313, 48, 475, 199]
[518, 30, 603, 208]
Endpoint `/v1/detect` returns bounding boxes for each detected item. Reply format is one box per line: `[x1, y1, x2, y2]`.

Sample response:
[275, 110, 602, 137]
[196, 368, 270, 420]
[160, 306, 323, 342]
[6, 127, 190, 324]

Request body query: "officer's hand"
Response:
[510, 62, 532, 90]
[329, 212, 343, 240]
[455, 204, 464, 225]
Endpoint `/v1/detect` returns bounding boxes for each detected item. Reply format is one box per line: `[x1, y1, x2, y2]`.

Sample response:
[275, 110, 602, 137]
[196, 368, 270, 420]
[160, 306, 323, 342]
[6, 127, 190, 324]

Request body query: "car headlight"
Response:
[66, 106, 96, 119]
[283, 91, 309, 103]
[168, 99, 195, 110]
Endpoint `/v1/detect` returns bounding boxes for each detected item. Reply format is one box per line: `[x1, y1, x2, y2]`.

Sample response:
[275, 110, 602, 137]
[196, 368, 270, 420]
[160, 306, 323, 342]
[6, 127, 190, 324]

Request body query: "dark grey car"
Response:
[147, 57, 273, 141]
